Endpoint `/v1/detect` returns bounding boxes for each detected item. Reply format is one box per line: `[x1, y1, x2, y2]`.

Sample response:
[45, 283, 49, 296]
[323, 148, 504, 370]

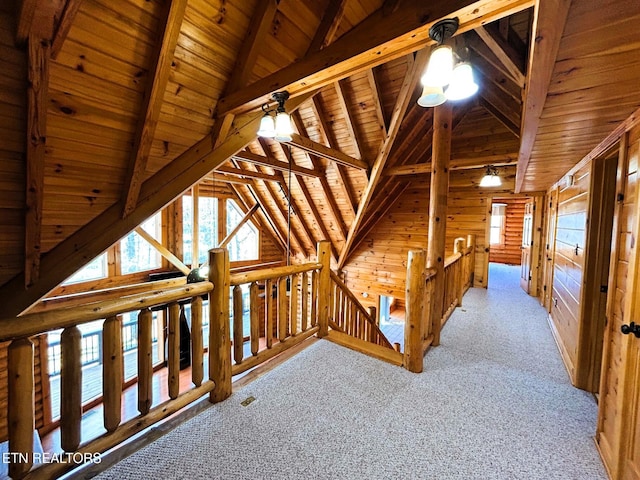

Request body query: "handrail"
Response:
[0, 283, 212, 342]
[329, 271, 373, 322]
[229, 262, 322, 285]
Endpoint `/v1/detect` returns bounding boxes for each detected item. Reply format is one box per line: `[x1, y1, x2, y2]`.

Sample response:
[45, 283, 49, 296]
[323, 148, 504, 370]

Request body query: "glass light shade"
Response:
[445, 63, 479, 101]
[274, 111, 293, 142]
[421, 45, 454, 87]
[480, 173, 502, 187]
[417, 85, 446, 107]
[257, 114, 275, 137]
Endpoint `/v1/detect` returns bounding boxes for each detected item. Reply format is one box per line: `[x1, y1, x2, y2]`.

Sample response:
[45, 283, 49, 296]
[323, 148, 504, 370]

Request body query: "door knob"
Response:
[621, 322, 640, 338]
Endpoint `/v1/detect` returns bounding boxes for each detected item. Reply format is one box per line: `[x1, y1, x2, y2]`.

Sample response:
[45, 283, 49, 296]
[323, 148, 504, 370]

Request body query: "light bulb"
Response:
[445, 63, 479, 101]
[274, 111, 293, 142]
[257, 114, 275, 137]
[421, 45, 454, 87]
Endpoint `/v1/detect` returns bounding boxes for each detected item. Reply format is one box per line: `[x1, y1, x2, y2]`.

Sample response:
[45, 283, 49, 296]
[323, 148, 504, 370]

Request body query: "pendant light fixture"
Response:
[479, 166, 502, 187]
[257, 91, 293, 142]
[418, 18, 478, 107]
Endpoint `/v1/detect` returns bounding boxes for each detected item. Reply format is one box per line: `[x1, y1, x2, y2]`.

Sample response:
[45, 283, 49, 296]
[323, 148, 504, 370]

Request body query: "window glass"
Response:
[62, 253, 108, 285]
[490, 204, 507, 246]
[120, 213, 161, 274]
[183, 195, 217, 266]
[226, 200, 259, 261]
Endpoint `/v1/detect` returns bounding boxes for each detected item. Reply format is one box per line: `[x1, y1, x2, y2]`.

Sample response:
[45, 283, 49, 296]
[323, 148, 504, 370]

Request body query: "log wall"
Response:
[489, 197, 527, 265]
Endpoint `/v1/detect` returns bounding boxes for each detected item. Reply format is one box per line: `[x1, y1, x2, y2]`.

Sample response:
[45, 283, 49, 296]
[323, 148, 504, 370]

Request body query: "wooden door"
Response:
[520, 200, 533, 293]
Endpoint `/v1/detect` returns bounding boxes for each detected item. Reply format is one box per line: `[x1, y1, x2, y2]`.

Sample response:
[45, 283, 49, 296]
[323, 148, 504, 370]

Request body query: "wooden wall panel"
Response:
[0, 5, 27, 286]
[489, 197, 527, 265]
[547, 163, 590, 381]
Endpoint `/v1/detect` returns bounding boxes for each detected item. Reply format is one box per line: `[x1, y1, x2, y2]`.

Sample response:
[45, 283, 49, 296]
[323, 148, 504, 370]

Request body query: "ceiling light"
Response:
[257, 91, 293, 142]
[445, 62, 479, 101]
[417, 85, 446, 107]
[422, 45, 454, 87]
[480, 166, 502, 187]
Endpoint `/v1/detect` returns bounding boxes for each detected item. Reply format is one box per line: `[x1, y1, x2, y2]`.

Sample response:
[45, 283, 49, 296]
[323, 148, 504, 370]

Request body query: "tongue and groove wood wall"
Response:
[488, 197, 527, 265]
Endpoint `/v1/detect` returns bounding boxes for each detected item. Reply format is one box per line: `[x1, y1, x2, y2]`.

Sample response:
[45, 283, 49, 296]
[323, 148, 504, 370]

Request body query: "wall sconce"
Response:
[418, 18, 479, 108]
[257, 91, 294, 142]
[479, 166, 502, 187]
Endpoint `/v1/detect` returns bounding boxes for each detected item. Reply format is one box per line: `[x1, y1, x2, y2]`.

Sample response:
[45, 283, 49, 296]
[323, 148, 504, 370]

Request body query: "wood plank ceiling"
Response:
[2, 0, 636, 314]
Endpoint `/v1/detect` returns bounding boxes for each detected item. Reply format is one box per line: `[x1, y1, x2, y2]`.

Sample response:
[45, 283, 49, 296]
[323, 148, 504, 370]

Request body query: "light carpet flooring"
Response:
[92, 263, 606, 479]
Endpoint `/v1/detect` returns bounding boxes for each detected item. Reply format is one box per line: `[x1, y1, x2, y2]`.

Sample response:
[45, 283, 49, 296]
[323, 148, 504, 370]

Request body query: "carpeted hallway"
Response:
[91, 263, 606, 479]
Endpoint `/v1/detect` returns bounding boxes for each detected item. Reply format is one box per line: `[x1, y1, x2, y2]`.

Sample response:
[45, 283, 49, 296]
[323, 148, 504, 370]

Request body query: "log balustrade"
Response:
[404, 235, 475, 373]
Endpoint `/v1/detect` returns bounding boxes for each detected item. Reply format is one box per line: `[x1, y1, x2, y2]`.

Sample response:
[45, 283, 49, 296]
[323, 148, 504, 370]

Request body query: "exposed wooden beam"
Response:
[333, 81, 364, 161]
[216, 0, 534, 116]
[134, 227, 190, 275]
[515, 0, 571, 193]
[291, 111, 348, 239]
[476, 70, 521, 132]
[233, 150, 322, 178]
[219, 204, 260, 248]
[286, 133, 368, 170]
[366, 68, 388, 136]
[230, 185, 286, 252]
[338, 50, 430, 268]
[478, 96, 520, 138]
[466, 30, 525, 88]
[16, 0, 38, 44]
[121, 0, 188, 218]
[24, 36, 50, 288]
[306, 0, 347, 53]
[384, 154, 518, 176]
[308, 95, 357, 215]
[51, 0, 84, 58]
[468, 49, 523, 104]
[207, 172, 252, 185]
[225, 0, 279, 93]
[476, 25, 525, 86]
[216, 165, 279, 183]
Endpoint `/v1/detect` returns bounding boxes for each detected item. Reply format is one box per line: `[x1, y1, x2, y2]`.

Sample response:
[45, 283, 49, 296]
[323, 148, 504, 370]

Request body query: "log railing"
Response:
[404, 235, 475, 373]
[0, 241, 335, 479]
[325, 272, 403, 366]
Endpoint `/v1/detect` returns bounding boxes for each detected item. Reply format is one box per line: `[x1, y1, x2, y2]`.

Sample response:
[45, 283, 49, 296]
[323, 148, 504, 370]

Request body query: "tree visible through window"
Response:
[120, 213, 161, 274]
[62, 253, 108, 285]
[490, 203, 507, 246]
[183, 195, 218, 266]
[227, 200, 259, 261]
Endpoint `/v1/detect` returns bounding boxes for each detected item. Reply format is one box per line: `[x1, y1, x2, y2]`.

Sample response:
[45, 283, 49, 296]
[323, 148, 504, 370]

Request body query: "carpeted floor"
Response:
[93, 263, 606, 479]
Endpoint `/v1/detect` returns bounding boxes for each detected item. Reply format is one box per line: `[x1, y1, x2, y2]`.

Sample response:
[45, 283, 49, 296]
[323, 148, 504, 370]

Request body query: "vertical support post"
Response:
[454, 238, 466, 307]
[404, 249, 427, 373]
[103, 315, 123, 432]
[467, 234, 476, 286]
[167, 302, 180, 399]
[317, 241, 331, 337]
[60, 326, 81, 452]
[232, 285, 244, 363]
[191, 296, 204, 386]
[209, 248, 232, 403]
[427, 102, 452, 347]
[8, 338, 34, 479]
[137, 308, 153, 415]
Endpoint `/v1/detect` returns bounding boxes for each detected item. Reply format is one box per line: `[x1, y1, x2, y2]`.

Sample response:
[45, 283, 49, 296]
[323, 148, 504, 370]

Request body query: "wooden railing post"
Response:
[209, 248, 232, 403]
[405, 249, 427, 373]
[103, 315, 123, 432]
[317, 241, 331, 338]
[191, 296, 204, 386]
[467, 234, 475, 286]
[137, 308, 153, 415]
[60, 326, 82, 452]
[454, 238, 466, 307]
[167, 302, 180, 399]
[8, 338, 34, 479]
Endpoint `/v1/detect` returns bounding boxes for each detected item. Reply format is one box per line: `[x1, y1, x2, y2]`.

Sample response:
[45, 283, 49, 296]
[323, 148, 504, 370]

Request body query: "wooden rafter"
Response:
[24, 36, 50, 288]
[366, 68, 388, 136]
[216, 165, 279, 183]
[16, 0, 37, 43]
[285, 134, 368, 170]
[515, 0, 571, 192]
[215, 0, 534, 116]
[466, 29, 525, 88]
[232, 150, 321, 178]
[309, 95, 357, 214]
[219, 204, 260, 248]
[225, 0, 279, 93]
[468, 49, 522, 104]
[51, 0, 84, 58]
[291, 111, 348, 239]
[134, 227, 190, 275]
[121, 0, 188, 218]
[306, 0, 347, 53]
[384, 154, 518, 176]
[207, 172, 252, 185]
[333, 81, 364, 160]
[337, 50, 430, 268]
[478, 96, 520, 138]
[476, 25, 525, 86]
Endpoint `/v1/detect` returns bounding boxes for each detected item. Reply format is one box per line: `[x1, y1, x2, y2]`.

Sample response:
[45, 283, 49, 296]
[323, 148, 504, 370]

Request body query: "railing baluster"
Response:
[60, 326, 82, 452]
[265, 278, 274, 348]
[368, 306, 377, 343]
[301, 271, 309, 331]
[290, 273, 299, 336]
[168, 302, 180, 400]
[278, 276, 288, 341]
[250, 282, 259, 355]
[137, 308, 153, 415]
[233, 285, 244, 364]
[8, 338, 34, 479]
[191, 296, 204, 387]
[209, 248, 232, 403]
[311, 270, 318, 327]
[103, 315, 123, 432]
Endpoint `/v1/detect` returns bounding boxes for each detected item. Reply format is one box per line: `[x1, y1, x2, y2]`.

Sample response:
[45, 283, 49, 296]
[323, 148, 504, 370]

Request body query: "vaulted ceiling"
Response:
[0, 0, 639, 316]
